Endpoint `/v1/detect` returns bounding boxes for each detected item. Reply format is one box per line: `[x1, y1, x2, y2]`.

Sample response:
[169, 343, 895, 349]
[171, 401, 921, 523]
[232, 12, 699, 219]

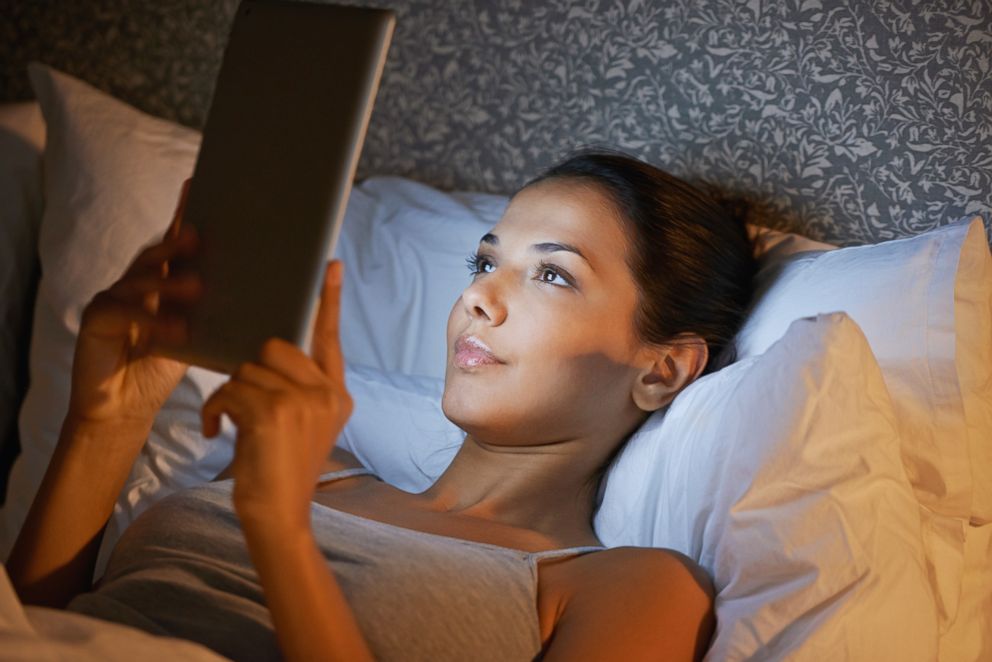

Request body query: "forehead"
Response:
[494, 179, 629, 257]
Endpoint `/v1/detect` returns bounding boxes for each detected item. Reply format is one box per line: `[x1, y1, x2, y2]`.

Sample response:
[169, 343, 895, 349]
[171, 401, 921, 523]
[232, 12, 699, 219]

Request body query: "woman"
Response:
[8, 150, 756, 661]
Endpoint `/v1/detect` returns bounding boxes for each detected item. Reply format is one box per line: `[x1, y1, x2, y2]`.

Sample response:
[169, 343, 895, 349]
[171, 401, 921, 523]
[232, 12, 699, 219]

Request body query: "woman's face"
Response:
[442, 179, 651, 445]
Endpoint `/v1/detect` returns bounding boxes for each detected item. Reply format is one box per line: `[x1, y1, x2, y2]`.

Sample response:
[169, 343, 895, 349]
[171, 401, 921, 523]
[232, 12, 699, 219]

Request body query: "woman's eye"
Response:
[466, 253, 495, 275]
[537, 265, 571, 287]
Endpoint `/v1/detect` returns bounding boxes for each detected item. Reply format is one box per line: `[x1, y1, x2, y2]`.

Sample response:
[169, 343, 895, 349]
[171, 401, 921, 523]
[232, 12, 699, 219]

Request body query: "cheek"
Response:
[522, 295, 636, 368]
[445, 296, 464, 352]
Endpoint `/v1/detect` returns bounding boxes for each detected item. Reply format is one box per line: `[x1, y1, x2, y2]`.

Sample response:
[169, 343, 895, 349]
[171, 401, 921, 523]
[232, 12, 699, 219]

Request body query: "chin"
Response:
[441, 381, 501, 439]
[440, 383, 471, 430]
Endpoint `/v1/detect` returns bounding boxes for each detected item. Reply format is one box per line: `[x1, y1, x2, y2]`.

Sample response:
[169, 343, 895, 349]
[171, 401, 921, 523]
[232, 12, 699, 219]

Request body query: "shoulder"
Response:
[543, 547, 715, 662]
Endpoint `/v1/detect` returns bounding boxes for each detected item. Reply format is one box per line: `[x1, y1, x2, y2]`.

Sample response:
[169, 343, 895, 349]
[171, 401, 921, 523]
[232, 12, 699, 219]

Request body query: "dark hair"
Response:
[523, 148, 757, 375]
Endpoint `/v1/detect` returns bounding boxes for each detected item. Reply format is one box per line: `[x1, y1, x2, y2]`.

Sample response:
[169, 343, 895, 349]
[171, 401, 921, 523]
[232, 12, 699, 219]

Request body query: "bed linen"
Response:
[1, 61, 990, 660]
[0, 566, 226, 661]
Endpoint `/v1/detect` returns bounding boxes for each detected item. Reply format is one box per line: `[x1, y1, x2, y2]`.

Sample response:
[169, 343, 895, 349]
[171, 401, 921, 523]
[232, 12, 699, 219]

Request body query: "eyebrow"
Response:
[479, 233, 590, 264]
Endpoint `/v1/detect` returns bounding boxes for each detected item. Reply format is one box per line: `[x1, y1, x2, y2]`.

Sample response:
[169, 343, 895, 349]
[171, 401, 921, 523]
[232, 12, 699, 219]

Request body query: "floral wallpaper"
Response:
[2, 0, 989, 245]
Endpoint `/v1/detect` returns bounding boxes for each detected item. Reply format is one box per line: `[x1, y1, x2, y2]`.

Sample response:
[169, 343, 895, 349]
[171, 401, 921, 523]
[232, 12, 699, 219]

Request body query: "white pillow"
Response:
[337, 364, 461, 492]
[334, 314, 940, 661]
[0, 101, 45, 473]
[733, 217, 992, 629]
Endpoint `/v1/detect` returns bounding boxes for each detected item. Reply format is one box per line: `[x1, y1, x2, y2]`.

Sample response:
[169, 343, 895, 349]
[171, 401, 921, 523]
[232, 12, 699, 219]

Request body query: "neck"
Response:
[413, 433, 615, 546]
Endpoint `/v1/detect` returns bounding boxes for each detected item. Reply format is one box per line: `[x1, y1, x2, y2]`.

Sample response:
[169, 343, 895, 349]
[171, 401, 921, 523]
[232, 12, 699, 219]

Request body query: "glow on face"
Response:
[441, 179, 647, 444]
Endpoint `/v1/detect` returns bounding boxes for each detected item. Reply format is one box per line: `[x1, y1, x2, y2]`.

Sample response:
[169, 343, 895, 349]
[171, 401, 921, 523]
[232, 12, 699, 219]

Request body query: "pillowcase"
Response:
[733, 216, 992, 629]
[337, 364, 461, 492]
[335, 314, 940, 661]
[0, 101, 45, 485]
[737, 217, 991, 519]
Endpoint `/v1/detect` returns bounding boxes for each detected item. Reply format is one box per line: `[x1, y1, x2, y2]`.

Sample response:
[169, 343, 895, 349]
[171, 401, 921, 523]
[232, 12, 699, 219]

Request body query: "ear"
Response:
[631, 335, 709, 412]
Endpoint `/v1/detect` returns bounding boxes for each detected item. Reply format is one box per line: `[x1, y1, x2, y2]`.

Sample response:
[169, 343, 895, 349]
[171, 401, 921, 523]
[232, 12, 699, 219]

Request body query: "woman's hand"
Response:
[68, 179, 201, 430]
[201, 261, 353, 534]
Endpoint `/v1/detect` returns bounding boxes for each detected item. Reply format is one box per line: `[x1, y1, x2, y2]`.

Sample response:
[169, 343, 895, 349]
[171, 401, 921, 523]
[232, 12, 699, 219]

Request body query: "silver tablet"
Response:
[157, 0, 394, 374]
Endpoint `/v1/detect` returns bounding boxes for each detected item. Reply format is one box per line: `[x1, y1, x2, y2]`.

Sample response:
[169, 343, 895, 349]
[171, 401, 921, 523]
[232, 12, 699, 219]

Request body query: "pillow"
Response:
[337, 364, 462, 493]
[733, 216, 992, 629]
[334, 314, 940, 660]
[0, 101, 45, 485]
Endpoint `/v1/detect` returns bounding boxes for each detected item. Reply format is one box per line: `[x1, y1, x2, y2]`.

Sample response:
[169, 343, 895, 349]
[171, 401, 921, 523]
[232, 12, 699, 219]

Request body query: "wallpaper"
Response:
[2, 0, 990, 245]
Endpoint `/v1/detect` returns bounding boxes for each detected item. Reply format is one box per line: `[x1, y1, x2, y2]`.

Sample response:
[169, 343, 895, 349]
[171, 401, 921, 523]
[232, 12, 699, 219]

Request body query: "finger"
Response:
[232, 361, 296, 392]
[108, 271, 202, 305]
[311, 261, 346, 381]
[201, 380, 265, 438]
[165, 177, 193, 241]
[83, 292, 188, 347]
[257, 338, 326, 386]
[124, 228, 199, 278]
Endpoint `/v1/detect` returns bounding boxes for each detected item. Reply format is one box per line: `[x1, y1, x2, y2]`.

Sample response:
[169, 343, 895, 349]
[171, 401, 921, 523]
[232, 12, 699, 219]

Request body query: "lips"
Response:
[454, 334, 505, 368]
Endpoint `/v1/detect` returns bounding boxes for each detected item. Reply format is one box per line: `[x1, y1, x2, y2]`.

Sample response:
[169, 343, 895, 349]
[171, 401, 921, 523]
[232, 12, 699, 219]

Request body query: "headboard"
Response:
[2, 0, 990, 246]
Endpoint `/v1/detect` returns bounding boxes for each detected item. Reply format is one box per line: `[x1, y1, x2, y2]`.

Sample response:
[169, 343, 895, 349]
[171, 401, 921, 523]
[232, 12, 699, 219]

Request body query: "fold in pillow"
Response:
[733, 216, 992, 630]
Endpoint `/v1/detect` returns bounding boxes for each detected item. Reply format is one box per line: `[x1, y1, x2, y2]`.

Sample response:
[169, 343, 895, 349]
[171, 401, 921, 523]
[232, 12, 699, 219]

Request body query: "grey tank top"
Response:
[68, 468, 605, 661]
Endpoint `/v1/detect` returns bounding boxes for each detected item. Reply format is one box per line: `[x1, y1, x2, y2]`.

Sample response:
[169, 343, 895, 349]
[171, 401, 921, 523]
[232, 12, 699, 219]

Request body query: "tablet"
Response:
[157, 0, 394, 374]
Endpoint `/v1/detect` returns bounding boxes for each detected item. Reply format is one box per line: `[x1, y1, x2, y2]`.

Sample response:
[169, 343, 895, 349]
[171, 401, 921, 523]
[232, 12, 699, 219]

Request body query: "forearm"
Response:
[7, 415, 150, 607]
[243, 522, 374, 662]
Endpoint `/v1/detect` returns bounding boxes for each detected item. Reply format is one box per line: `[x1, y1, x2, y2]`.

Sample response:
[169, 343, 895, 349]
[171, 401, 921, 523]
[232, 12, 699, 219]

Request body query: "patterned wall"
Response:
[2, 0, 990, 245]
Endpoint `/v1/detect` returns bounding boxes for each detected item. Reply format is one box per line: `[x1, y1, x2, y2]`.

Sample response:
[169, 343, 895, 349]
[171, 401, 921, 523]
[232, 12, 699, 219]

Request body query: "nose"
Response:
[460, 275, 507, 326]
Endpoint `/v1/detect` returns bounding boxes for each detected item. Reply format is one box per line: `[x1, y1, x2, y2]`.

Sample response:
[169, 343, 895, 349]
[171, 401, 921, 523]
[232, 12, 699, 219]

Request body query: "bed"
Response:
[0, 0, 990, 660]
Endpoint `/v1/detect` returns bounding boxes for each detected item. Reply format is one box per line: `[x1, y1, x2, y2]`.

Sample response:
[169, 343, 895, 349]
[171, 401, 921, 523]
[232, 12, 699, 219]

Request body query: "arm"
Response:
[542, 547, 715, 662]
[8, 182, 199, 607]
[6, 417, 150, 606]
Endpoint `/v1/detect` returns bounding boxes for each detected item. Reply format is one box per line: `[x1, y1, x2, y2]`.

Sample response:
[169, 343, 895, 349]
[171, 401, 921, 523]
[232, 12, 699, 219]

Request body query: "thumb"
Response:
[312, 260, 345, 381]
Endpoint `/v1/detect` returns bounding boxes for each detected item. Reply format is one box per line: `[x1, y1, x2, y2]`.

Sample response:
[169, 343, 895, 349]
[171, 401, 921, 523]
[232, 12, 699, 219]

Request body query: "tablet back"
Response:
[162, 0, 394, 374]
